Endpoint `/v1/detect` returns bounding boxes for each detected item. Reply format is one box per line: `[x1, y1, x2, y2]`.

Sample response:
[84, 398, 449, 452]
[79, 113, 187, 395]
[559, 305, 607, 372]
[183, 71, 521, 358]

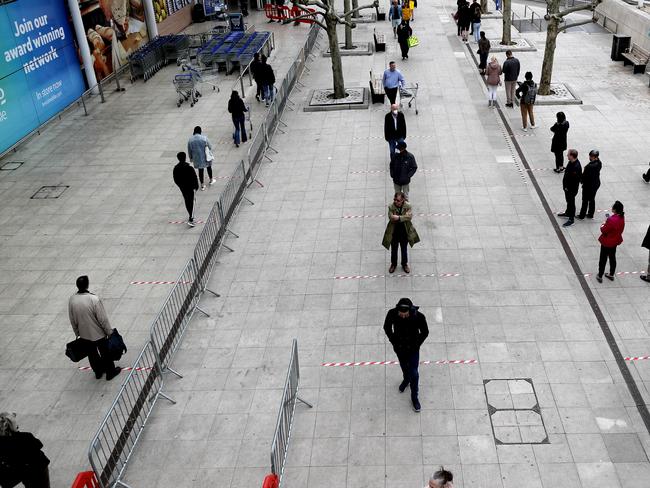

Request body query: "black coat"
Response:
[383, 306, 429, 352]
[384, 112, 407, 141]
[396, 23, 412, 45]
[260, 63, 275, 85]
[642, 225, 650, 250]
[502, 57, 520, 82]
[550, 120, 569, 152]
[458, 4, 471, 27]
[581, 158, 602, 191]
[250, 59, 263, 82]
[470, 2, 481, 22]
[0, 432, 49, 486]
[390, 150, 417, 185]
[173, 161, 199, 193]
[228, 97, 247, 118]
[563, 159, 582, 195]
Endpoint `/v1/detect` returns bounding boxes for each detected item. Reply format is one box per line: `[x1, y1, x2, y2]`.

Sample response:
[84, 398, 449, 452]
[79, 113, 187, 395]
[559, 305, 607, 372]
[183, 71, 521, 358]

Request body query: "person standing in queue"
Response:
[384, 103, 407, 157]
[550, 112, 569, 173]
[382, 191, 420, 274]
[173, 152, 199, 227]
[557, 149, 582, 227]
[577, 149, 602, 220]
[596, 201, 625, 283]
[383, 298, 429, 412]
[228, 90, 248, 148]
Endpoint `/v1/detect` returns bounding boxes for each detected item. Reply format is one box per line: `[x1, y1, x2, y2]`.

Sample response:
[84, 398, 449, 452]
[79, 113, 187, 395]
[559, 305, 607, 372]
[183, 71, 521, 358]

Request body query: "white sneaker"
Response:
[522, 127, 527, 132]
[530, 125, 537, 129]
[210, 178, 217, 185]
[187, 219, 196, 227]
[201, 184, 206, 191]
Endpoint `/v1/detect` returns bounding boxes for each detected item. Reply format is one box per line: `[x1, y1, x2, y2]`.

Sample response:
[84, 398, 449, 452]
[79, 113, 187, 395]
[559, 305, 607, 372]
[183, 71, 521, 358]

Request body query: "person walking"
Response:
[456, 0, 465, 36]
[383, 298, 429, 412]
[577, 149, 602, 220]
[515, 71, 537, 131]
[642, 162, 650, 183]
[457, 0, 471, 42]
[396, 19, 413, 60]
[550, 112, 569, 173]
[485, 55, 501, 107]
[477, 31, 490, 75]
[173, 152, 199, 227]
[502, 50, 520, 107]
[68, 275, 121, 381]
[596, 201, 625, 283]
[382, 61, 406, 105]
[0, 413, 51, 488]
[428, 468, 454, 488]
[382, 192, 420, 274]
[187, 126, 215, 191]
[557, 149, 582, 227]
[389, 0, 402, 37]
[250, 52, 264, 102]
[470, 0, 481, 42]
[390, 141, 417, 195]
[228, 90, 248, 147]
[260, 55, 275, 107]
[384, 103, 407, 157]
[640, 225, 650, 283]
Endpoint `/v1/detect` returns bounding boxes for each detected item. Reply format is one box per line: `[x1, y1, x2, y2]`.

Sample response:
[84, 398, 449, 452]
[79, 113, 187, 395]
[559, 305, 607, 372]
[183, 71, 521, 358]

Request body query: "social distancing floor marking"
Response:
[350, 169, 441, 174]
[130, 280, 192, 285]
[583, 271, 645, 278]
[334, 272, 460, 280]
[78, 366, 153, 373]
[342, 213, 451, 219]
[625, 356, 650, 361]
[169, 220, 206, 224]
[322, 359, 477, 367]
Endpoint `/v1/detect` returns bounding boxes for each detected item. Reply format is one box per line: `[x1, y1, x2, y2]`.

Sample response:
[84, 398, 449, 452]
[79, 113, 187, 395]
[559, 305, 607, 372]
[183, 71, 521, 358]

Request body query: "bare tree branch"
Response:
[545, 0, 601, 20]
[342, 0, 378, 17]
[282, 11, 327, 28]
[293, 0, 329, 11]
[557, 17, 596, 32]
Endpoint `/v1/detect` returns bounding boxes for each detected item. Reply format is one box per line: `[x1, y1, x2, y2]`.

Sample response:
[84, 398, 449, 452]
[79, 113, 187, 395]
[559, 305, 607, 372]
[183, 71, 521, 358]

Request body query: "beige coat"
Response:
[68, 292, 112, 341]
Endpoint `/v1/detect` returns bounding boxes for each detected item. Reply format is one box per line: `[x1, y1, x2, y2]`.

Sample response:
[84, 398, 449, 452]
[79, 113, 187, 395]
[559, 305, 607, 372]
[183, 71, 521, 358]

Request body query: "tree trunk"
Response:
[352, 0, 359, 18]
[501, 0, 512, 44]
[326, 20, 346, 99]
[480, 0, 488, 13]
[344, 0, 353, 49]
[539, 0, 561, 95]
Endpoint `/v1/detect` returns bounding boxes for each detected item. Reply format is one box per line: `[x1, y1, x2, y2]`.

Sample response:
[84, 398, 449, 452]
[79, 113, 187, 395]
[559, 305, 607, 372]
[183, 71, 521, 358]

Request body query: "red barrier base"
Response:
[262, 473, 279, 488]
[71, 471, 100, 488]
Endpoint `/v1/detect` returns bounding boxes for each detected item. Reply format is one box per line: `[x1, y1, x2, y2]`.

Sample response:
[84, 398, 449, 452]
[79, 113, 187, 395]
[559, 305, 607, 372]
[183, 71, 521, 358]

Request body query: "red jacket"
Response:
[598, 214, 625, 247]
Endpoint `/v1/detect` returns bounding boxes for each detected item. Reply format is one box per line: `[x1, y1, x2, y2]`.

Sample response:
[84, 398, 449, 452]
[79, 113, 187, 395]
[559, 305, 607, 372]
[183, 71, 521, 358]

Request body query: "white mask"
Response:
[392, 110, 398, 115]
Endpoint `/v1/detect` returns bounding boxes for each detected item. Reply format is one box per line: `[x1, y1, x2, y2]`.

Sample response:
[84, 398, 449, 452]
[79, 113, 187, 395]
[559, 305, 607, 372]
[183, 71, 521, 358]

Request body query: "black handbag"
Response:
[65, 338, 88, 362]
[107, 329, 127, 361]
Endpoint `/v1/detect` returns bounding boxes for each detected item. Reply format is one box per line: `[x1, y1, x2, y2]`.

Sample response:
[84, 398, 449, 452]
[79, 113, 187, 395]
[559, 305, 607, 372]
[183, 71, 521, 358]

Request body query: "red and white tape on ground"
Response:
[583, 271, 645, 278]
[625, 356, 650, 361]
[169, 219, 206, 224]
[130, 280, 192, 285]
[78, 366, 153, 373]
[334, 272, 460, 280]
[349, 169, 441, 174]
[343, 212, 451, 219]
[322, 359, 477, 367]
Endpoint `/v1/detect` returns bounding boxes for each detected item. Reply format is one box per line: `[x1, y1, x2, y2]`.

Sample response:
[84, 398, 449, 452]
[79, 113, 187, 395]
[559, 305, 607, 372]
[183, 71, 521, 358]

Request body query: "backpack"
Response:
[523, 82, 537, 104]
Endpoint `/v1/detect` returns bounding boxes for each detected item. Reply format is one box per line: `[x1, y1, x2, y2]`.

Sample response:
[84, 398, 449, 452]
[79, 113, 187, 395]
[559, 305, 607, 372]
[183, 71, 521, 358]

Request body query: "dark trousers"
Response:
[399, 41, 409, 59]
[385, 87, 398, 105]
[23, 465, 50, 488]
[395, 348, 419, 400]
[564, 189, 577, 220]
[479, 52, 488, 70]
[643, 167, 650, 181]
[390, 234, 408, 266]
[553, 150, 564, 170]
[598, 245, 617, 277]
[579, 188, 597, 218]
[198, 166, 213, 184]
[82, 337, 115, 376]
[232, 115, 247, 145]
[181, 190, 195, 220]
[255, 81, 264, 99]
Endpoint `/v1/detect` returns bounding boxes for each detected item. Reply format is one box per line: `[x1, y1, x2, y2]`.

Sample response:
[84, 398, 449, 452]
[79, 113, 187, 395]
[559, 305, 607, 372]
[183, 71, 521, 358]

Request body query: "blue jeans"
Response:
[473, 23, 481, 42]
[232, 115, 247, 145]
[395, 348, 419, 401]
[388, 138, 405, 156]
[263, 84, 274, 105]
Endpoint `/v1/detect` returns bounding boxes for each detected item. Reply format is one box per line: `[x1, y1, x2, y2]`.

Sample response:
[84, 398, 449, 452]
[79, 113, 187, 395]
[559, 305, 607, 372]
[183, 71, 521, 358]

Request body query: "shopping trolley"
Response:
[173, 72, 200, 107]
[399, 82, 420, 114]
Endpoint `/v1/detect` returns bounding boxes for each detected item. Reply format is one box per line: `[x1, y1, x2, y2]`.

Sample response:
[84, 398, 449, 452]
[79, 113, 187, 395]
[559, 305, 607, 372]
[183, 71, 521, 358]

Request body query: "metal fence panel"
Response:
[218, 160, 248, 225]
[247, 123, 267, 183]
[149, 258, 200, 371]
[193, 202, 224, 290]
[88, 342, 165, 488]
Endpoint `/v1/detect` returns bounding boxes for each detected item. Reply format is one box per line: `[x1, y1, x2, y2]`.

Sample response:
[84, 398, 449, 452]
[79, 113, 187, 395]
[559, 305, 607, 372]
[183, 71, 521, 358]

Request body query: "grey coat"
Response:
[69, 292, 113, 342]
[187, 134, 214, 169]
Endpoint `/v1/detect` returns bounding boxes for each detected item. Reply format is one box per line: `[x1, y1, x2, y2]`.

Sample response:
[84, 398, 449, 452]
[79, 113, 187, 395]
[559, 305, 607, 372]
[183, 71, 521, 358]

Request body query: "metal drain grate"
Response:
[1, 161, 23, 171]
[31, 185, 69, 199]
[484, 378, 549, 445]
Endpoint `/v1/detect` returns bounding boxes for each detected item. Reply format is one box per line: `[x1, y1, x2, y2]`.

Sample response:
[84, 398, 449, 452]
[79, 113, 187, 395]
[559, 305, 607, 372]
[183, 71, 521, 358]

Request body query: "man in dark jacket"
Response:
[390, 141, 417, 196]
[384, 104, 407, 157]
[577, 149, 602, 220]
[641, 225, 650, 283]
[502, 50, 520, 107]
[383, 298, 429, 412]
[0, 413, 50, 488]
[173, 151, 200, 227]
[250, 52, 264, 102]
[260, 55, 275, 107]
[557, 148, 582, 227]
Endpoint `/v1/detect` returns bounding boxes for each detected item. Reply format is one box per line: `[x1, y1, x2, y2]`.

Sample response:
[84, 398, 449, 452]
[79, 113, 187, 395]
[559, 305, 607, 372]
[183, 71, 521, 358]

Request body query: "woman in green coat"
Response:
[382, 192, 420, 274]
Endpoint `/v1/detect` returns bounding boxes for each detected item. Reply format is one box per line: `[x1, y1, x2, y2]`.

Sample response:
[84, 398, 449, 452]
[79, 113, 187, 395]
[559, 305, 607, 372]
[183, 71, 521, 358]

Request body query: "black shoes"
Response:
[95, 371, 103, 379]
[389, 264, 397, 274]
[402, 264, 411, 274]
[576, 215, 585, 220]
[412, 398, 421, 412]
[557, 212, 568, 217]
[562, 220, 574, 227]
[399, 379, 409, 393]
[596, 275, 603, 283]
[605, 273, 614, 281]
[106, 367, 122, 381]
[505, 103, 513, 108]
[641, 275, 649, 283]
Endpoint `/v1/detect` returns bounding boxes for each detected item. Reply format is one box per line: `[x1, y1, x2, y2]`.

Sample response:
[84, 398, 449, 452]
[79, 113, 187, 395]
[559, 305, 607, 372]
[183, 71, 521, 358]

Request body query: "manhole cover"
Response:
[484, 378, 549, 445]
[31, 185, 69, 199]
[1, 161, 23, 171]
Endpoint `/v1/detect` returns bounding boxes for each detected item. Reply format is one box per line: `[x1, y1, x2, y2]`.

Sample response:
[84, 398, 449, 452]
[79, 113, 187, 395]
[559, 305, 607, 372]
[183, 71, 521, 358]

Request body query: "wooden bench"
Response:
[369, 70, 385, 103]
[373, 29, 386, 52]
[621, 43, 650, 74]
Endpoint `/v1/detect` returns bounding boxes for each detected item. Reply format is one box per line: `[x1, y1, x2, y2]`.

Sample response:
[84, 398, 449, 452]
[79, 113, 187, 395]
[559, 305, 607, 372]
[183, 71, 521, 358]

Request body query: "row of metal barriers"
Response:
[83, 22, 322, 488]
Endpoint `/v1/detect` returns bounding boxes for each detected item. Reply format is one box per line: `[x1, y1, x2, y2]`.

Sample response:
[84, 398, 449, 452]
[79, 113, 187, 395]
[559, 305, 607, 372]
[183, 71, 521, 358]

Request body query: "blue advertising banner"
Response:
[0, 0, 86, 155]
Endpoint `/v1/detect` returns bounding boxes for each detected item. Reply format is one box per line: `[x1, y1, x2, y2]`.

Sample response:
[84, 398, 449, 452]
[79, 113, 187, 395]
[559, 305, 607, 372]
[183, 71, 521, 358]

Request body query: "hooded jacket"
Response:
[581, 158, 602, 191]
[485, 60, 501, 86]
[383, 300, 429, 351]
[389, 150, 417, 185]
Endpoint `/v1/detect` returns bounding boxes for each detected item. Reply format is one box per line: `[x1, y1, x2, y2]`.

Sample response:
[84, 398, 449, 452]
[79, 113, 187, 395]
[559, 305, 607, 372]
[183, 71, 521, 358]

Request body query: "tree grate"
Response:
[1, 161, 23, 171]
[31, 185, 69, 199]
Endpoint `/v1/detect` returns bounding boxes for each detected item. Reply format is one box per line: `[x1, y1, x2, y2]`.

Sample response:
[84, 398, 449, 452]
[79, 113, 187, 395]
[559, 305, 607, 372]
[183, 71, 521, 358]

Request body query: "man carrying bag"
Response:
[68, 276, 121, 381]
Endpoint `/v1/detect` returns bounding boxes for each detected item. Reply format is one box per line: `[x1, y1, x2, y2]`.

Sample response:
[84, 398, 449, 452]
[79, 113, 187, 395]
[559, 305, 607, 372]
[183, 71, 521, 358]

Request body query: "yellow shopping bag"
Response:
[407, 35, 419, 48]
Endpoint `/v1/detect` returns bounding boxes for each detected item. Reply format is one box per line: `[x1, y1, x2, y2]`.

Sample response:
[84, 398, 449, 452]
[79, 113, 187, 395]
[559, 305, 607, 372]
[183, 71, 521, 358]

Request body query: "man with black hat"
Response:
[390, 140, 417, 196]
[383, 298, 429, 412]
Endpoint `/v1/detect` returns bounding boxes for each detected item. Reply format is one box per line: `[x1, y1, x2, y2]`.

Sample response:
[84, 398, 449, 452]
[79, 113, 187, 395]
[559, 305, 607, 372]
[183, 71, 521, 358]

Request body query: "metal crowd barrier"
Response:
[88, 342, 174, 488]
[86, 22, 322, 488]
[270, 340, 312, 484]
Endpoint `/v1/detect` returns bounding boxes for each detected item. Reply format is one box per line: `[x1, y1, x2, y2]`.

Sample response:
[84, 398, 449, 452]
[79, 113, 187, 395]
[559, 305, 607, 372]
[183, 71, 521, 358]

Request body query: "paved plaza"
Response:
[1, 1, 650, 487]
